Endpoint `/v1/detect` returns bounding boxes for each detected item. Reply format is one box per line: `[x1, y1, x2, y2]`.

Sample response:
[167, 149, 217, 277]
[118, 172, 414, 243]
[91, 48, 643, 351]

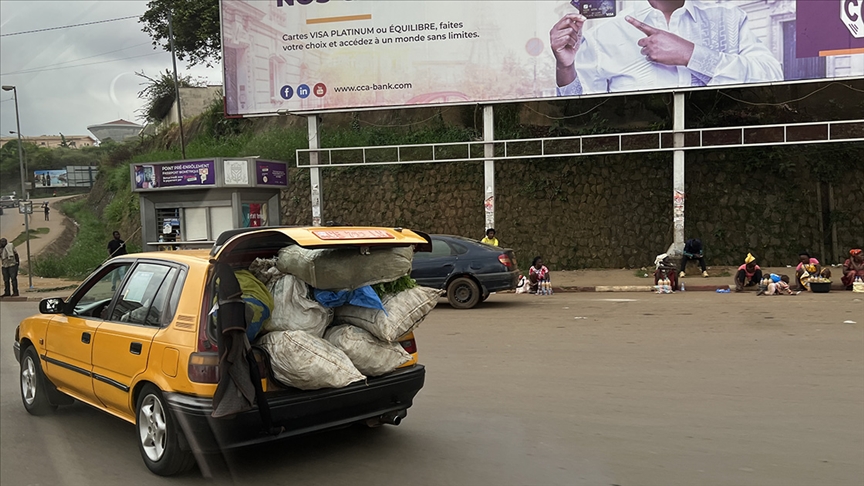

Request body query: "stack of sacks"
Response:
[250, 245, 441, 390]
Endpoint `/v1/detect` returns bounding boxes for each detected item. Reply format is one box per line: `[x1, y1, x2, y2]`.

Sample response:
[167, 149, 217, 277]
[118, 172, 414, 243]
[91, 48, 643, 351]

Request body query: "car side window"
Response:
[111, 264, 172, 325]
[415, 239, 453, 258]
[164, 268, 187, 324]
[451, 242, 468, 255]
[71, 263, 133, 318]
[146, 267, 179, 326]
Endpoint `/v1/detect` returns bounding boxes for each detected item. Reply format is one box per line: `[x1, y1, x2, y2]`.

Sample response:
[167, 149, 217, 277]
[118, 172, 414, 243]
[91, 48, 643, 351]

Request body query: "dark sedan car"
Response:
[411, 234, 519, 309]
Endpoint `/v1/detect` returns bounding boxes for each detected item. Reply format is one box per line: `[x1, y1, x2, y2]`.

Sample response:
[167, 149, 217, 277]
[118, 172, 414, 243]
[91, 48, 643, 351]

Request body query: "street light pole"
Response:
[2, 85, 34, 290]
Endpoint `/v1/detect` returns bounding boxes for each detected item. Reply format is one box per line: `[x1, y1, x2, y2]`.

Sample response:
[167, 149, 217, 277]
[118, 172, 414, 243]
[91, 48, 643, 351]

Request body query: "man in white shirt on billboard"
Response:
[551, 0, 783, 95]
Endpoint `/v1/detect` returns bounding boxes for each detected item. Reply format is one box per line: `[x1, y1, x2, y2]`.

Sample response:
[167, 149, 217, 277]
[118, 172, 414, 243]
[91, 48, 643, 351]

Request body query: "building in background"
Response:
[0, 134, 97, 149]
[87, 119, 143, 143]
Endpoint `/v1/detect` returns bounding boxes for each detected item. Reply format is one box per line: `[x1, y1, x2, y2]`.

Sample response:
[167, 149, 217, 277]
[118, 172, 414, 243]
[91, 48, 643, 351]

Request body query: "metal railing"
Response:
[296, 119, 864, 168]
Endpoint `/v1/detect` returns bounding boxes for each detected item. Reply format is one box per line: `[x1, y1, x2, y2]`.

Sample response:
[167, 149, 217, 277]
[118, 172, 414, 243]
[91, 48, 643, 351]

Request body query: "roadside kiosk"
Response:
[131, 157, 289, 252]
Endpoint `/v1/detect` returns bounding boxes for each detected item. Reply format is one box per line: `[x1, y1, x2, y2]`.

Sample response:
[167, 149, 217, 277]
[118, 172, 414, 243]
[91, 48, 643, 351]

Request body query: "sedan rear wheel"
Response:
[136, 385, 194, 476]
[447, 277, 481, 309]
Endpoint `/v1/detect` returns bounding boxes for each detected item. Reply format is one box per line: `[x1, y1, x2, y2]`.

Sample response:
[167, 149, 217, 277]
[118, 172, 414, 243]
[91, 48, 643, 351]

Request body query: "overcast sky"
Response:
[0, 0, 220, 140]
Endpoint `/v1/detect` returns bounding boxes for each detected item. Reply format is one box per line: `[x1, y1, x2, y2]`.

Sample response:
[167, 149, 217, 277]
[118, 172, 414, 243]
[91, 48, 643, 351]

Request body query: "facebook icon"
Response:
[280, 85, 294, 100]
[297, 84, 310, 99]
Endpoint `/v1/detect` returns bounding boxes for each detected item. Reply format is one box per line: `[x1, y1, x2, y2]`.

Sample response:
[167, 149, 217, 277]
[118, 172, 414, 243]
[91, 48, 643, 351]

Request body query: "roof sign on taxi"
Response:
[312, 230, 395, 240]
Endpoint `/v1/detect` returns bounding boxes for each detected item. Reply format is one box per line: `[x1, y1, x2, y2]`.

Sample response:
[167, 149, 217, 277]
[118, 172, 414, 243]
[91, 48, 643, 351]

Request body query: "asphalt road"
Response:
[2, 292, 863, 486]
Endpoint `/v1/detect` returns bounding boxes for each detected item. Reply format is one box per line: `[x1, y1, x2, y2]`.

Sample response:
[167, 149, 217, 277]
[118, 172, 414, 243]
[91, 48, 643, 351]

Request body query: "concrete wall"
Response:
[163, 86, 223, 127]
[280, 148, 864, 270]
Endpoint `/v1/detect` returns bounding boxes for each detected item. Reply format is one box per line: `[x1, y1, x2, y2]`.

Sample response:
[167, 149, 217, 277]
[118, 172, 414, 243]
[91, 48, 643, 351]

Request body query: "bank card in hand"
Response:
[570, 0, 616, 19]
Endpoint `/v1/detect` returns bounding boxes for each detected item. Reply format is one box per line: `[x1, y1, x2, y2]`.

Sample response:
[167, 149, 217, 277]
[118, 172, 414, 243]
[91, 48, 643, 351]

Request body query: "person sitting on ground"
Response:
[759, 274, 794, 296]
[734, 252, 762, 292]
[654, 253, 678, 290]
[679, 238, 708, 278]
[841, 248, 864, 290]
[481, 228, 499, 247]
[794, 250, 831, 291]
[528, 256, 549, 294]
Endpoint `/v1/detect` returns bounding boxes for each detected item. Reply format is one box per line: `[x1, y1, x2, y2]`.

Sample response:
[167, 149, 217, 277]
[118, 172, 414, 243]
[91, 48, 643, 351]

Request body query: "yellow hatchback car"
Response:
[14, 227, 430, 476]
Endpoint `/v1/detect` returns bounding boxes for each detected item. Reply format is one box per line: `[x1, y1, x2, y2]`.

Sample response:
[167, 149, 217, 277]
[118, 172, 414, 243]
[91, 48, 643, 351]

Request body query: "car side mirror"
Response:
[39, 297, 66, 314]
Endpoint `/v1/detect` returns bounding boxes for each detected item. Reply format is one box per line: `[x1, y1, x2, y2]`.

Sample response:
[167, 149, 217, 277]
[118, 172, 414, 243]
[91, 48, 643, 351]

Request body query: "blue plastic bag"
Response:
[314, 285, 387, 313]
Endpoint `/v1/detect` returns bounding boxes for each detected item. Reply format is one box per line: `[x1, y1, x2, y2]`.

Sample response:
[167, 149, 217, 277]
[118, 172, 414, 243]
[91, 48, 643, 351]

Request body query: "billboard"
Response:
[220, 0, 864, 115]
[34, 169, 67, 187]
[133, 161, 216, 190]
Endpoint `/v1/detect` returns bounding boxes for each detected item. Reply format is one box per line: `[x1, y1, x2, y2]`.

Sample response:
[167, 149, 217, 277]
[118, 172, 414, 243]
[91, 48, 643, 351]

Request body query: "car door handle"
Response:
[81, 332, 91, 344]
[130, 342, 142, 355]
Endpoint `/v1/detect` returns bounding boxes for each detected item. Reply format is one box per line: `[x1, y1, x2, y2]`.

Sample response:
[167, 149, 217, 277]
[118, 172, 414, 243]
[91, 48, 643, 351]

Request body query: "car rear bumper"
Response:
[476, 271, 520, 293]
[166, 365, 426, 453]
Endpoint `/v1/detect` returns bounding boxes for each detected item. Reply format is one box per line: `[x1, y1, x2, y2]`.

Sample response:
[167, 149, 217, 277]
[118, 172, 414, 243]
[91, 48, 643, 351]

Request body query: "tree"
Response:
[140, 0, 221, 67]
[136, 70, 202, 124]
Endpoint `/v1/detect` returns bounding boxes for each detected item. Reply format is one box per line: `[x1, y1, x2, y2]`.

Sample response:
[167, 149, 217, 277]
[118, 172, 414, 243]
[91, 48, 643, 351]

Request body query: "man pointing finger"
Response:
[551, 0, 782, 96]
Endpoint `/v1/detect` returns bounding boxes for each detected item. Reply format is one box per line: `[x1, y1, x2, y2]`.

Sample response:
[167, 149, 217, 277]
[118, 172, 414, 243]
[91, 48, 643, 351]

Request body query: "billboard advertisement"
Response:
[34, 169, 67, 187]
[133, 161, 216, 190]
[221, 0, 864, 115]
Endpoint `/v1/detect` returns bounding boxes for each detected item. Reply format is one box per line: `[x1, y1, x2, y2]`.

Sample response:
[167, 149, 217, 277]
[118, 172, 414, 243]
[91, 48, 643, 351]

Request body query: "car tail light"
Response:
[498, 254, 513, 268]
[399, 338, 417, 355]
[188, 352, 220, 383]
[190, 284, 220, 383]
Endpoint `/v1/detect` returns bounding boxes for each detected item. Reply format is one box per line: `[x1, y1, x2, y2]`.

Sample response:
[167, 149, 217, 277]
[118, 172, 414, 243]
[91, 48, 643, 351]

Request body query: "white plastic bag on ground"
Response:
[325, 325, 412, 377]
[265, 274, 332, 337]
[334, 286, 442, 342]
[257, 330, 365, 390]
[275, 245, 414, 291]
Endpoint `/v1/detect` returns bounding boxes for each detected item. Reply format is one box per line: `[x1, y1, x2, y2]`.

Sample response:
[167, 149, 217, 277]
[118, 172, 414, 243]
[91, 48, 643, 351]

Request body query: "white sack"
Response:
[325, 325, 412, 377]
[257, 330, 365, 390]
[275, 245, 414, 291]
[265, 274, 332, 337]
[334, 286, 442, 342]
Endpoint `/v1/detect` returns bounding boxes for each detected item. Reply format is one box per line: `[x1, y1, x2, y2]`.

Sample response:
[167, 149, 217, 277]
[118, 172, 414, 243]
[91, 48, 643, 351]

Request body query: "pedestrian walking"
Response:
[1, 238, 20, 297]
[43, 202, 50, 221]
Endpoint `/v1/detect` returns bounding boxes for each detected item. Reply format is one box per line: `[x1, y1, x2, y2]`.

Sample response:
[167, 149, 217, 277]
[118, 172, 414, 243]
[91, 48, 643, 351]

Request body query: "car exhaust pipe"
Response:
[367, 410, 407, 427]
[383, 410, 406, 426]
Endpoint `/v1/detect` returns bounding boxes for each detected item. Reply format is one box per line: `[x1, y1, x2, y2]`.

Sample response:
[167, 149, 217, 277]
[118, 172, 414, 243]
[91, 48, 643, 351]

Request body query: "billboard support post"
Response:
[308, 115, 323, 226]
[669, 92, 686, 257]
[483, 106, 495, 233]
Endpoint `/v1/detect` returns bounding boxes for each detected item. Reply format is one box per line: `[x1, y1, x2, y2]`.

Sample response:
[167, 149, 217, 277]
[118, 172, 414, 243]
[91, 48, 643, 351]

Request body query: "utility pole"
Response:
[168, 8, 186, 159]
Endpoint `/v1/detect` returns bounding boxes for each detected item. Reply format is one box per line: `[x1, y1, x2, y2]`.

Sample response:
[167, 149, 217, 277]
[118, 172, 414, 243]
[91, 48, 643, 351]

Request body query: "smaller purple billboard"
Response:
[256, 160, 288, 186]
[134, 160, 216, 189]
[160, 160, 216, 187]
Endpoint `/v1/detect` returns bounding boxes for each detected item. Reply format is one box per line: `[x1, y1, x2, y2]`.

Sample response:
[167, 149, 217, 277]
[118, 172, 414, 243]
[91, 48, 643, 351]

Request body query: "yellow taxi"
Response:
[14, 227, 430, 476]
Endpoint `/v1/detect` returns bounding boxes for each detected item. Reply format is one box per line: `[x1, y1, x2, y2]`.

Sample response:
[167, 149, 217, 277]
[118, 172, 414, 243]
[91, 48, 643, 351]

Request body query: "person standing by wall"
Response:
[1, 238, 20, 297]
[679, 238, 708, 278]
[481, 228, 499, 246]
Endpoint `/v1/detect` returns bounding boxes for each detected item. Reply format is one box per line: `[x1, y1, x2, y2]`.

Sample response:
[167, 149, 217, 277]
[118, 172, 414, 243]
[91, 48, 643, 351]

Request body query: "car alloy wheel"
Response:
[138, 393, 167, 462]
[21, 355, 37, 406]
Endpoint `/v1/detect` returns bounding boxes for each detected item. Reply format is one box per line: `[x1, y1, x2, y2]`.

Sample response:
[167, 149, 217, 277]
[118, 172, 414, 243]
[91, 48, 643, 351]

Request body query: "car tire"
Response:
[20, 346, 57, 416]
[447, 277, 481, 309]
[136, 384, 195, 477]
